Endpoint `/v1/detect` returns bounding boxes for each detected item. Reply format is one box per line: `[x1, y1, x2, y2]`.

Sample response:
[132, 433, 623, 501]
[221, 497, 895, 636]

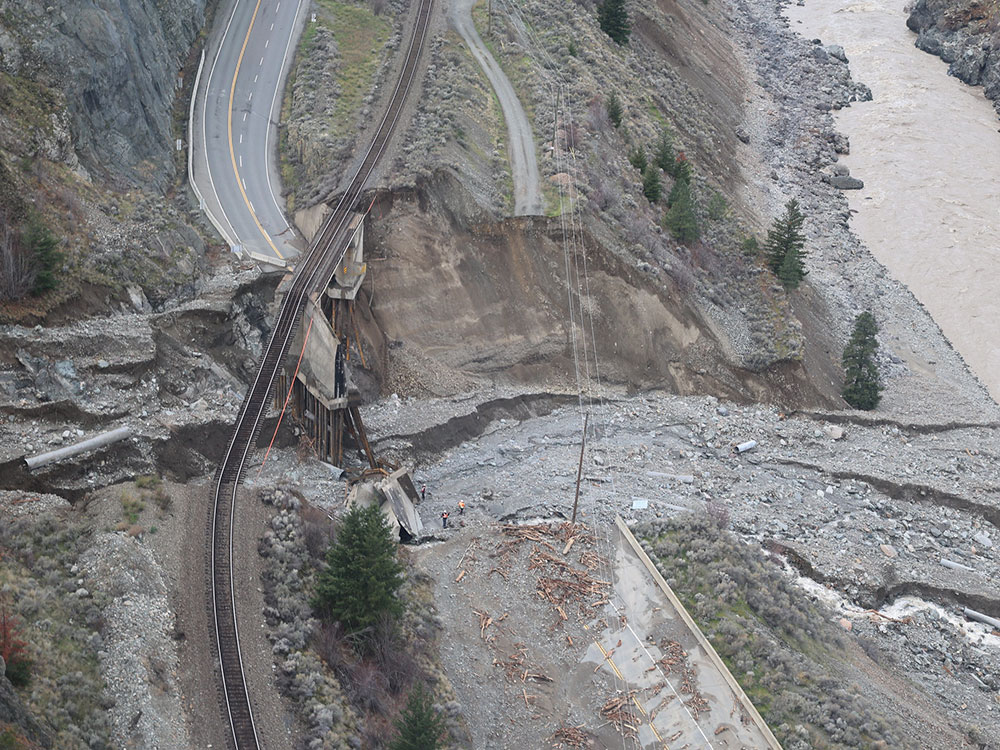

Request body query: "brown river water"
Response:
[786, 0, 1000, 401]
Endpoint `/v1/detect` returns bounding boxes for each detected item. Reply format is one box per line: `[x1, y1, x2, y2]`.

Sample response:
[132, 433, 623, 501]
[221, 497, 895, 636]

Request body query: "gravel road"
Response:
[449, 0, 544, 216]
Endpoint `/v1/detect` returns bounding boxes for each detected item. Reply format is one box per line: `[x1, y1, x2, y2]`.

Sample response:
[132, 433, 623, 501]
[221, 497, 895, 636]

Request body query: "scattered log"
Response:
[455, 570, 466, 583]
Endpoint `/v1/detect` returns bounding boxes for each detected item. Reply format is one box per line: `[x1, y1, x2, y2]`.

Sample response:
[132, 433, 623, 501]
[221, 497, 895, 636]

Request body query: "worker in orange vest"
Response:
[441, 511, 449, 529]
[458, 500, 465, 515]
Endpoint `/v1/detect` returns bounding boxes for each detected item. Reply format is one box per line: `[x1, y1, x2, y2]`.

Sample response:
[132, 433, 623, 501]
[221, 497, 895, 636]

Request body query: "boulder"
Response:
[826, 44, 848, 63]
[826, 174, 865, 190]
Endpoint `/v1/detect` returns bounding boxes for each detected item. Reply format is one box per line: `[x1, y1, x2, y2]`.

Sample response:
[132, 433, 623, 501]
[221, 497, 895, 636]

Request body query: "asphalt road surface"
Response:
[191, 0, 307, 263]
[450, 0, 544, 216]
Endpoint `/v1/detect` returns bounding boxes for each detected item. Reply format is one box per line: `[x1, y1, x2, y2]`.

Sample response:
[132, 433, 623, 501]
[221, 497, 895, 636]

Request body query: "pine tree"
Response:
[763, 199, 806, 277]
[664, 178, 699, 243]
[312, 503, 404, 633]
[23, 215, 62, 296]
[628, 147, 647, 172]
[605, 92, 623, 128]
[389, 684, 447, 750]
[842, 311, 882, 410]
[672, 153, 692, 184]
[597, 0, 631, 45]
[777, 243, 805, 289]
[654, 129, 675, 173]
[642, 165, 662, 203]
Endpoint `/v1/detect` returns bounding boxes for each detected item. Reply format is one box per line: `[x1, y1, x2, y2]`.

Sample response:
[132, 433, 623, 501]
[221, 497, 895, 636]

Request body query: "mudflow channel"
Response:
[787, 0, 1000, 401]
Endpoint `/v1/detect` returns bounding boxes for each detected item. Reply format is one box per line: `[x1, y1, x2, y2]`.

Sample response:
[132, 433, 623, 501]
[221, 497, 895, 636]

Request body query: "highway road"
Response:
[190, 0, 308, 264]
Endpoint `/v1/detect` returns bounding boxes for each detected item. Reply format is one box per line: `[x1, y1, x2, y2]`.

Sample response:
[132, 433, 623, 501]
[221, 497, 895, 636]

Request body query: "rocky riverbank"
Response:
[907, 0, 1000, 118]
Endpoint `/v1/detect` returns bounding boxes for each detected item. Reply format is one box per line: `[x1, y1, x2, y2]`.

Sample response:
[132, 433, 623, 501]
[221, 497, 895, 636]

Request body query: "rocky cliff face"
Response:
[0, 0, 206, 190]
[907, 0, 1000, 117]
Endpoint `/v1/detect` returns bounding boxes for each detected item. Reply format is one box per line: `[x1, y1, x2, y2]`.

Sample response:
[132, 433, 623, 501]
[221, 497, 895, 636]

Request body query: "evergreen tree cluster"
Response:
[842, 311, 882, 410]
[664, 152, 699, 243]
[312, 503, 404, 633]
[597, 0, 630, 45]
[627, 129, 679, 206]
[764, 199, 807, 289]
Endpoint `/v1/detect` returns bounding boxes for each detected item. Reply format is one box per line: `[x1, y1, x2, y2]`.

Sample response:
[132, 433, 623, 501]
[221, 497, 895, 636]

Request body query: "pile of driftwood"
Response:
[658, 638, 710, 719]
[600, 692, 639, 738]
[550, 725, 589, 748]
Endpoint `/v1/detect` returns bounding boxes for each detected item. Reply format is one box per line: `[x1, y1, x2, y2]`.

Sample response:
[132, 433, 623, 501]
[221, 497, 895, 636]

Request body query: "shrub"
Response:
[708, 191, 728, 220]
[121, 491, 145, 524]
[741, 235, 760, 257]
[0, 597, 31, 688]
[312, 503, 404, 634]
[605, 92, 623, 128]
[0, 219, 34, 302]
[135, 474, 161, 489]
[389, 683, 446, 750]
[628, 147, 647, 172]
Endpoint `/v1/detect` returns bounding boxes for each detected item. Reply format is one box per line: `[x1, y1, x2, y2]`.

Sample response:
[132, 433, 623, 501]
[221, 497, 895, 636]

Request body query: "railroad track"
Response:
[209, 0, 432, 746]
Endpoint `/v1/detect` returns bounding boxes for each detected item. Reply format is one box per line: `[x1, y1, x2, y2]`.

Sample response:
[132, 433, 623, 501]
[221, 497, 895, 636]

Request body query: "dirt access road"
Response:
[449, 0, 544, 216]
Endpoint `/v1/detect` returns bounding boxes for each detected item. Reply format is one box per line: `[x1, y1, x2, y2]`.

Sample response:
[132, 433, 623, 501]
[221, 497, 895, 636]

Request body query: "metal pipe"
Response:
[963, 608, 1000, 630]
[25, 427, 131, 470]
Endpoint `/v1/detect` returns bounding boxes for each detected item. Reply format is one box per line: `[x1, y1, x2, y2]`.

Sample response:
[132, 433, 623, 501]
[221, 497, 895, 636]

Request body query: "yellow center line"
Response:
[595, 639, 670, 748]
[228, 0, 284, 259]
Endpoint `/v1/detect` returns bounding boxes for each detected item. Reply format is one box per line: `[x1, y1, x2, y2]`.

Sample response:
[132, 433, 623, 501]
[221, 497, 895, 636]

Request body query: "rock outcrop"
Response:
[907, 0, 1000, 118]
[0, 0, 206, 190]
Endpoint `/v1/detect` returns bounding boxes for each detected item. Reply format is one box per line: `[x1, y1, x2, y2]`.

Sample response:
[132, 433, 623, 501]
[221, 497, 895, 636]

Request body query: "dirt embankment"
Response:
[362, 173, 839, 408]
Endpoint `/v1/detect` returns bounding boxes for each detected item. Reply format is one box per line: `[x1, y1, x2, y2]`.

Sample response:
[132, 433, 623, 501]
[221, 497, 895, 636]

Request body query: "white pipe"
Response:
[963, 608, 1000, 630]
[25, 427, 132, 470]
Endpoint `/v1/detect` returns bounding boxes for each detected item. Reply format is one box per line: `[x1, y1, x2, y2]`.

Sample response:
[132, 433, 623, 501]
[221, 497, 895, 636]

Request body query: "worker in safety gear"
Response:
[441, 511, 449, 528]
[458, 500, 465, 515]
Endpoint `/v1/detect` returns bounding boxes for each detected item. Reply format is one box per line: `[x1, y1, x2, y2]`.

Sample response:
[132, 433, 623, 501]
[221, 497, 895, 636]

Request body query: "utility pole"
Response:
[571, 412, 588, 524]
[488, 0, 492, 36]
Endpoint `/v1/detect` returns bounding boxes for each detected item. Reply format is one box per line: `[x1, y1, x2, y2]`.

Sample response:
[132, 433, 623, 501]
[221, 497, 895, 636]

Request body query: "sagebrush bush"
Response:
[639, 515, 901, 749]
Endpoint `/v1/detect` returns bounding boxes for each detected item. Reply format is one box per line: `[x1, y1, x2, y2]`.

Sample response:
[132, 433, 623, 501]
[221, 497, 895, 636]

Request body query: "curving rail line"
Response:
[209, 0, 432, 746]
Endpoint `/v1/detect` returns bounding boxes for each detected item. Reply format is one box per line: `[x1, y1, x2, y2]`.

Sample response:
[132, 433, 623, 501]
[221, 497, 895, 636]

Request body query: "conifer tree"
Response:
[642, 165, 662, 203]
[672, 153, 692, 184]
[628, 147, 647, 172]
[655, 130, 675, 173]
[597, 0, 631, 45]
[764, 199, 806, 281]
[389, 684, 447, 750]
[777, 243, 806, 289]
[664, 178, 699, 243]
[605, 92, 623, 128]
[842, 311, 882, 410]
[23, 215, 62, 296]
[312, 503, 404, 633]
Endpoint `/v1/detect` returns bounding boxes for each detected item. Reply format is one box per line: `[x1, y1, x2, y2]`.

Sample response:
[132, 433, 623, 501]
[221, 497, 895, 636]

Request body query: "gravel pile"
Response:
[79, 532, 191, 749]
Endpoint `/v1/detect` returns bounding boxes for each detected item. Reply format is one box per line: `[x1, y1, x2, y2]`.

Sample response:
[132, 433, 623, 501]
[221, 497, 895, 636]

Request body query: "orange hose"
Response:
[258, 317, 314, 477]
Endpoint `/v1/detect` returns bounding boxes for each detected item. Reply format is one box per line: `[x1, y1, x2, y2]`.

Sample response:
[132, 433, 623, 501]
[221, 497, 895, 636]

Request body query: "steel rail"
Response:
[209, 0, 432, 746]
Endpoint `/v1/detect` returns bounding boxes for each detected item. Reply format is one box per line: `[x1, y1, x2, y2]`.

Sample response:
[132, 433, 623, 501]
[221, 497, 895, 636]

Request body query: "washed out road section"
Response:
[449, 0, 544, 216]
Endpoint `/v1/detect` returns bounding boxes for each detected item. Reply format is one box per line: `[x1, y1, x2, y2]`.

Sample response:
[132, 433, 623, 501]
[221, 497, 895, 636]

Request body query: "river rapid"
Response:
[785, 0, 1000, 402]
